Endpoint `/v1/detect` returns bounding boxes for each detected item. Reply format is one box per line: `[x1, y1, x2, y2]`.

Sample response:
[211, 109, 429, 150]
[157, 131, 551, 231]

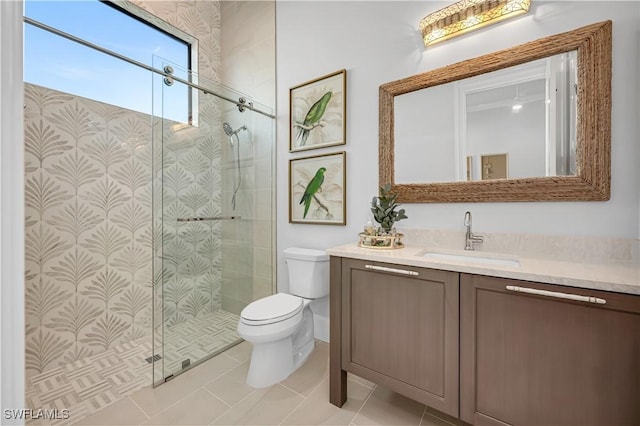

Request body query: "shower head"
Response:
[223, 122, 247, 137]
[222, 122, 234, 136]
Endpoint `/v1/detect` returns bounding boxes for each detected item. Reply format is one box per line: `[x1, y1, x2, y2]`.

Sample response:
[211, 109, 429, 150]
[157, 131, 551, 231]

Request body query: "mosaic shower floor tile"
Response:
[26, 310, 241, 425]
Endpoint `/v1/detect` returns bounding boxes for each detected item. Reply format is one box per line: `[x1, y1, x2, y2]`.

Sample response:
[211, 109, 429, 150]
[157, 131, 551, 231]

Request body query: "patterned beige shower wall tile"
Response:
[254, 158, 273, 191]
[253, 247, 272, 280]
[253, 277, 273, 301]
[221, 275, 253, 303]
[23, 85, 159, 377]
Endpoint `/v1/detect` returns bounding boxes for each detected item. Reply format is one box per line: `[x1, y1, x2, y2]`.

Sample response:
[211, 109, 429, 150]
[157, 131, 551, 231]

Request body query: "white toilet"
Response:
[237, 247, 329, 388]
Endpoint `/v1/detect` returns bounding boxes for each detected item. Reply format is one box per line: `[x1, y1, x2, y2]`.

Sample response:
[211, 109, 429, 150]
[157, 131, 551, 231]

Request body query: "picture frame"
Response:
[289, 151, 346, 225]
[481, 153, 509, 180]
[289, 69, 346, 152]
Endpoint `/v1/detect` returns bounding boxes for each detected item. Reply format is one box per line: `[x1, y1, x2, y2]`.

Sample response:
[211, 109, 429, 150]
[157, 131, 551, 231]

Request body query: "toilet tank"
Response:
[283, 247, 329, 299]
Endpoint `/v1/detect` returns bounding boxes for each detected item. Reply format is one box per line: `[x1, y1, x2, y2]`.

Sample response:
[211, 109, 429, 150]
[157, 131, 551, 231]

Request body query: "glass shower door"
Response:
[152, 60, 275, 384]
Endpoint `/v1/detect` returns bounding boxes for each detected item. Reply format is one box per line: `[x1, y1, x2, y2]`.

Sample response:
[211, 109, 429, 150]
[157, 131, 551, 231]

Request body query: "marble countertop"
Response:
[327, 243, 640, 296]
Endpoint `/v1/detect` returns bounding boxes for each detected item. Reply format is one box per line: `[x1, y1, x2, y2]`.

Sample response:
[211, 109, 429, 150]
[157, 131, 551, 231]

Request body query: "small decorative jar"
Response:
[358, 229, 404, 250]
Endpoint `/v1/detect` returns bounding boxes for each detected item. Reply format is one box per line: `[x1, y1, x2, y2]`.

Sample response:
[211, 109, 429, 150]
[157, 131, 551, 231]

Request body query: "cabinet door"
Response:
[460, 274, 640, 426]
[341, 258, 459, 417]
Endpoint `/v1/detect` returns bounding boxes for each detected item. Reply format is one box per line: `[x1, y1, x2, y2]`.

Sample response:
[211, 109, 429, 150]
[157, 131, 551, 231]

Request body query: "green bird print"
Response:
[297, 91, 332, 146]
[300, 167, 326, 218]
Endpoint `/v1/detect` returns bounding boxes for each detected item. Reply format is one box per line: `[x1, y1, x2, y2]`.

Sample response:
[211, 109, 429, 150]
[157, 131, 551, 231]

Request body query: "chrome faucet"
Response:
[464, 211, 483, 250]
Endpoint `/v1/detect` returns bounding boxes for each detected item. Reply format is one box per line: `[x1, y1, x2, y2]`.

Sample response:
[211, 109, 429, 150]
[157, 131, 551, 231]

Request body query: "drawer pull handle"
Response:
[365, 264, 419, 276]
[506, 285, 606, 304]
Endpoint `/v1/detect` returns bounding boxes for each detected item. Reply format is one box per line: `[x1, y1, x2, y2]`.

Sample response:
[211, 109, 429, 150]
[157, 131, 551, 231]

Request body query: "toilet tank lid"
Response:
[283, 247, 329, 261]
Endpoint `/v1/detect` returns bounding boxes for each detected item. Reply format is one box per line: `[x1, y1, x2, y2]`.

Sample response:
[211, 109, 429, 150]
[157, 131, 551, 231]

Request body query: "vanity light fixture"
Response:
[420, 0, 531, 47]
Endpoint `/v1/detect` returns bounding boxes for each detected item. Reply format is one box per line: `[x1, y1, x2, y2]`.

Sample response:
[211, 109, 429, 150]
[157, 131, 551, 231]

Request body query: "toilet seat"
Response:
[240, 293, 303, 326]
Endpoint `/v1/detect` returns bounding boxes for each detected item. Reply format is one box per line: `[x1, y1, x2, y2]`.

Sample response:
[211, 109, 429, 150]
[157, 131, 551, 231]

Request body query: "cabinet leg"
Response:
[329, 256, 347, 407]
[330, 367, 347, 407]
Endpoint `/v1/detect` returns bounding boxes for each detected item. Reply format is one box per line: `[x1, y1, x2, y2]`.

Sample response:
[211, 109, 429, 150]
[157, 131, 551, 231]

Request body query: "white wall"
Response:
[395, 84, 457, 183]
[0, 0, 25, 422]
[467, 101, 546, 179]
[276, 1, 640, 293]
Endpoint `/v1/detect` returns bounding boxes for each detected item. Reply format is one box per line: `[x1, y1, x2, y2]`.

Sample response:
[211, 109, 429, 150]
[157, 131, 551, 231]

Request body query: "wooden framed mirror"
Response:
[379, 21, 611, 203]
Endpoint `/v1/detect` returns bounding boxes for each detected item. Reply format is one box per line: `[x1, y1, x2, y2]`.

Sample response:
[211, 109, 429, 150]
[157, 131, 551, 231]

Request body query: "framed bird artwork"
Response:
[289, 151, 346, 225]
[289, 69, 346, 152]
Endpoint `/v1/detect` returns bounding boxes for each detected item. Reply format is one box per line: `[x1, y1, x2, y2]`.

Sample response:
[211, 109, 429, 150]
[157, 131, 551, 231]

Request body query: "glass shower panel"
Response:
[152, 60, 274, 384]
[219, 98, 276, 316]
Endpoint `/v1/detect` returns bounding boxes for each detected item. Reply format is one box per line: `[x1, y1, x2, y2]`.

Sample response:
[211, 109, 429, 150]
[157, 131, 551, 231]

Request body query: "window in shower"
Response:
[24, 0, 196, 123]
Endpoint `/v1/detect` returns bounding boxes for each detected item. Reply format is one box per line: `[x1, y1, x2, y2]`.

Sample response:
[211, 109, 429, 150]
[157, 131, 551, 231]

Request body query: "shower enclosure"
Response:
[152, 60, 275, 384]
[23, 2, 275, 409]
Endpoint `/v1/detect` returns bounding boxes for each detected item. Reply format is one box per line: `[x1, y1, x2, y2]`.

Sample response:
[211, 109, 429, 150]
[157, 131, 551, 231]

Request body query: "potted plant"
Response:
[359, 183, 408, 249]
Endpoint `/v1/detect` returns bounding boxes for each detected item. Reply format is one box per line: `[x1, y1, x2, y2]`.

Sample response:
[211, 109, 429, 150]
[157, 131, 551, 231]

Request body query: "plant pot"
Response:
[358, 232, 404, 250]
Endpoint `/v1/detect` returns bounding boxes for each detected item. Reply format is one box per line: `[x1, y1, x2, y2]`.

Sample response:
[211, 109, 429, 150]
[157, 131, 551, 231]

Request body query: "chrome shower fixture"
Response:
[223, 122, 249, 211]
[223, 122, 247, 137]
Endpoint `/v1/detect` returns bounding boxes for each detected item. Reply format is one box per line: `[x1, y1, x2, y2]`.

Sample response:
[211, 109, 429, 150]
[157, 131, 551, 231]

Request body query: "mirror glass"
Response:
[379, 20, 611, 203]
[394, 51, 577, 184]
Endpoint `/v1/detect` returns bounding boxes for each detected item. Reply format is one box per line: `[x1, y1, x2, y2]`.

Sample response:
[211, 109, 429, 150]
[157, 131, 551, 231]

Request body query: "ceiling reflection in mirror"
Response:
[394, 51, 577, 184]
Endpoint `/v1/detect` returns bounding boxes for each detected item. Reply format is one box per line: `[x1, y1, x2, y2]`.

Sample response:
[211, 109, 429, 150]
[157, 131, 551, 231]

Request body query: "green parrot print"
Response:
[297, 91, 332, 146]
[300, 167, 327, 218]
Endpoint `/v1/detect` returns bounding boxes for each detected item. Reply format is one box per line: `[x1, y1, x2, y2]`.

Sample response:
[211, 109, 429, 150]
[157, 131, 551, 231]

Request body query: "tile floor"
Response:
[25, 310, 241, 426]
[73, 341, 464, 426]
[161, 310, 241, 377]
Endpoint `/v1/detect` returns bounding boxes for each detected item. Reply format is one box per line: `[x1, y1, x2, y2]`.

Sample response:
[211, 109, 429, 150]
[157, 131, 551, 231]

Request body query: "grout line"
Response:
[134, 378, 209, 420]
[350, 383, 376, 426]
[208, 388, 258, 425]
[202, 386, 232, 408]
[279, 356, 330, 399]
[418, 406, 427, 426]
[201, 360, 248, 390]
[423, 408, 459, 426]
[347, 373, 376, 390]
[278, 371, 331, 426]
[221, 352, 241, 364]
[278, 382, 307, 399]
[126, 396, 151, 425]
[277, 386, 309, 425]
[128, 396, 150, 419]
[221, 345, 245, 363]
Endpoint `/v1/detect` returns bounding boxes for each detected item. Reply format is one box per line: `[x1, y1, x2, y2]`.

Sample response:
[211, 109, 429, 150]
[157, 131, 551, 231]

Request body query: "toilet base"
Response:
[245, 308, 315, 388]
[293, 338, 314, 370]
[246, 336, 294, 388]
[246, 337, 315, 389]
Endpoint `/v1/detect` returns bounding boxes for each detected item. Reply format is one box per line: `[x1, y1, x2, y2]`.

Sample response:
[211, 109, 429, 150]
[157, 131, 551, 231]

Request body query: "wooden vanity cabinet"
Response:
[460, 274, 640, 426]
[330, 257, 460, 417]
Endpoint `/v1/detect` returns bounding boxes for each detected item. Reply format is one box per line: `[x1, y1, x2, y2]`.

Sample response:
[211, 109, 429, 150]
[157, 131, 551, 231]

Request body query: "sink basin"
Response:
[420, 250, 520, 267]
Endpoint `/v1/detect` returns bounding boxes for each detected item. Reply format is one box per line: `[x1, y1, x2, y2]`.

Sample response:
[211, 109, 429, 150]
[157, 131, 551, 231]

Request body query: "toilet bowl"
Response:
[237, 247, 328, 388]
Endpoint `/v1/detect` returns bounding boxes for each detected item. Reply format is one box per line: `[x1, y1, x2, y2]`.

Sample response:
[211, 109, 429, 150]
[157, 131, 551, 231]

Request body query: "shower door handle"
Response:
[176, 216, 242, 222]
